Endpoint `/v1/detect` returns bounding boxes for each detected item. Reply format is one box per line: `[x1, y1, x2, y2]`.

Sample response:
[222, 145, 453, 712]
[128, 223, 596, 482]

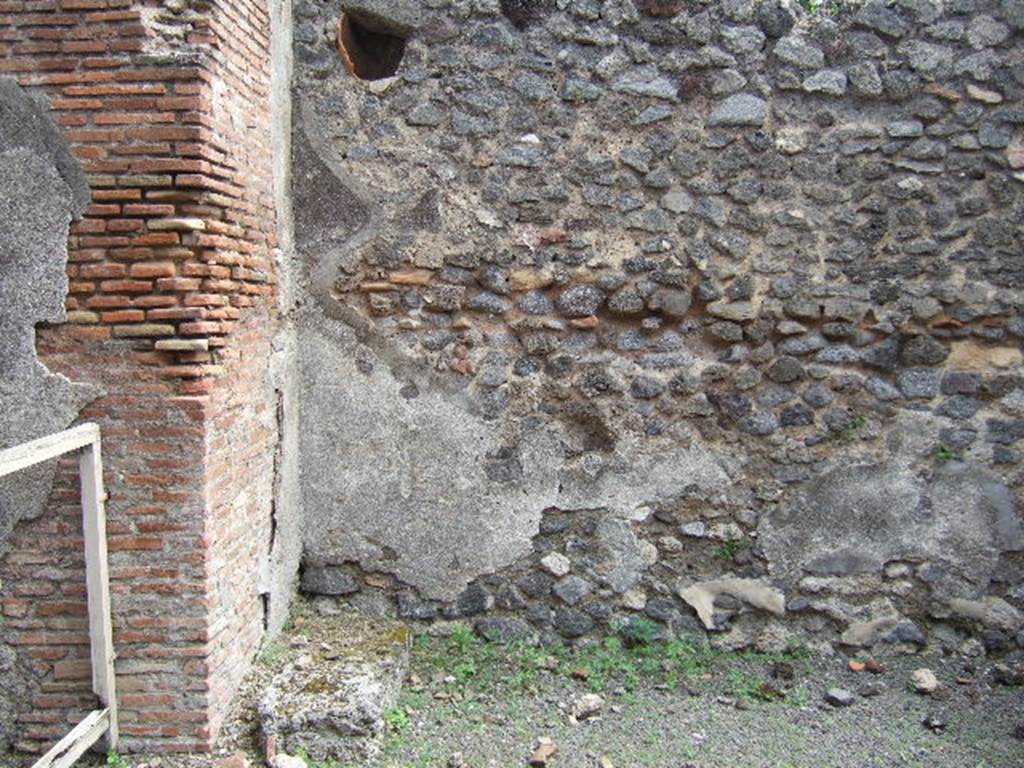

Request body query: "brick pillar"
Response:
[1, 0, 286, 752]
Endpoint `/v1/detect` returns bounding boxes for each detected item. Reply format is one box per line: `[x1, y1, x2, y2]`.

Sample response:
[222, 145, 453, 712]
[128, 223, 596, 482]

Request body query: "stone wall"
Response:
[293, 0, 1024, 654]
[0, 0, 293, 754]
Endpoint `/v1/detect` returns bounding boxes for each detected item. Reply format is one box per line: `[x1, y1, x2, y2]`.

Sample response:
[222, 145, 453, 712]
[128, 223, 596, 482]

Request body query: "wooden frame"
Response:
[0, 423, 119, 766]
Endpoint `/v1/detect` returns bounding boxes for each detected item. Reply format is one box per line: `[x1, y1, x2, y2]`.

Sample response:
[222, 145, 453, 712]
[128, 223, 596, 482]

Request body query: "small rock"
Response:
[706, 93, 768, 127]
[541, 552, 572, 577]
[529, 737, 558, 766]
[912, 668, 939, 694]
[865, 658, 884, 674]
[271, 755, 308, 768]
[959, 638, 985, 658]
[622, 588, 647, 610]
[849, 660, 866, 673]
[922, 714, 946, 732]
[993, 662, 1024, 686]
[680, 521, 707, 538]
[558, 284, 604, 317]
[825, 687, 856, 707]
[803, 69, 847, 96]
[859, 681, 886, 698]
[475, 617, 532, 644]
[448, 753, 465, 768]
[571, 693, 604, 720]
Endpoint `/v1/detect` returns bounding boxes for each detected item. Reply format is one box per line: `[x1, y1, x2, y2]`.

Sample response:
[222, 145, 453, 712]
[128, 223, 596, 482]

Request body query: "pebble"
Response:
[540, 552, 571, 578]
[912, 668, 939, 694]
[824, 687, 856, 707]
[571, 693, 605, 720]
[859, 681, 886, 698]
[529, 737, 558, 766]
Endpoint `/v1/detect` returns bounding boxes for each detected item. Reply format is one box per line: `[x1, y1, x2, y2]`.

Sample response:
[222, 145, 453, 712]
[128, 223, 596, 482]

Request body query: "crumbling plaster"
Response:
[0, 78, 99, 553]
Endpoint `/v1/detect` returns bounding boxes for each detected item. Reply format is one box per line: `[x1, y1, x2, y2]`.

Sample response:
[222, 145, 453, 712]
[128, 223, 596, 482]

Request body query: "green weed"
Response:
[798, 0, 842, 13]
[713, 529, 747, 561]
[257, 638, 283, 667]
[409, 628, 807, 707]
[448, 623, 477, 655]
[615, 616, 660, 647]
[831, 412, 868, 444]
[383, 706, 410, 734]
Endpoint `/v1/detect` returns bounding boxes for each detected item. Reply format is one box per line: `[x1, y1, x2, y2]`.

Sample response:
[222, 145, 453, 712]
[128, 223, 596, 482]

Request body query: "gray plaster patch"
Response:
[0, 80, 97, 752]
[298, 315, 558, 602]
[759, 457, 1022, 597]
[0, 78, 89, 215]
[297, 310, 730, 601]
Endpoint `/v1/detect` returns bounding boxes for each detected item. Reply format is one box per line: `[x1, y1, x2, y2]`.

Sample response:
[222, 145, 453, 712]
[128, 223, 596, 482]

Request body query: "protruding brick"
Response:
[154, 339, 210, 352]
[111, 323, 175, 338]
[147, 217, 207, 232]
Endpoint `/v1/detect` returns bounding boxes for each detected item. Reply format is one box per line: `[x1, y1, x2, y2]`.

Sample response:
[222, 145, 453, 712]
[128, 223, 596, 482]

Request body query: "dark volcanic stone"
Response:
[553, 575, 594, 606]
[300, 566, 360, 596]
[987, 419, 1024, 445]
[936, 396, 982, 421]
[554, 606, 595, 637]
[708, 391, 752, 420]
[631, 375, 666, 399]
[644, 596, 679, 622]
[557, 284, 604, 317]
[767, 356, 804, 383]
[900, 335, 948, 366]
[897, 369, 940, 398]
[780, 403, 814, 427]
[757, 1, 796, 38]
[474, 617, 532, 643]
[516, 571, 553, 598]
[397, 591, 437, 620]
[941, 372, 981, 395]
[455, 583, 492, 616]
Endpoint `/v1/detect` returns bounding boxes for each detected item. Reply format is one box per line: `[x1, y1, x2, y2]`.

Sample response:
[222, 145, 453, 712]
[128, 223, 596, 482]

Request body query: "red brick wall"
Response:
[0, 0, 281, 753]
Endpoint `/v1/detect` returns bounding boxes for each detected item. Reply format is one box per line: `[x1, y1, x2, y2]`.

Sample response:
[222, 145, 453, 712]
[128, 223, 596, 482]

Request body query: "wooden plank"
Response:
[79, 437, 118, 748]
[0, 423, 99, 479]
[30, 709, 109, 768]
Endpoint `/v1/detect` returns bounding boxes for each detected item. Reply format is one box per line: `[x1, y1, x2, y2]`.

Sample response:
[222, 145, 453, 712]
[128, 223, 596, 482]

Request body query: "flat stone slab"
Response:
[259, 611, 411, 763]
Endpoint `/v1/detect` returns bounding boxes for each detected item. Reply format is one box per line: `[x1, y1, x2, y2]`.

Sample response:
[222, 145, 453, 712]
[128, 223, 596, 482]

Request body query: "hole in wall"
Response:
[337, 12, 407, 80]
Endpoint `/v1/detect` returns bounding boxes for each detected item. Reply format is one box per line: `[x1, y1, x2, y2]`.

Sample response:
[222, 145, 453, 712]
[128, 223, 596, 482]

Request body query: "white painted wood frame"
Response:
[0, 423, 119, 766]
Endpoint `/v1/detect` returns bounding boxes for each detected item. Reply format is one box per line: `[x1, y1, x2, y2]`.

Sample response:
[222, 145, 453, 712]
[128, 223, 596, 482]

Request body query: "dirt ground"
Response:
[9, 611, 1024, 768]
[370, 638, 1024, 768]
